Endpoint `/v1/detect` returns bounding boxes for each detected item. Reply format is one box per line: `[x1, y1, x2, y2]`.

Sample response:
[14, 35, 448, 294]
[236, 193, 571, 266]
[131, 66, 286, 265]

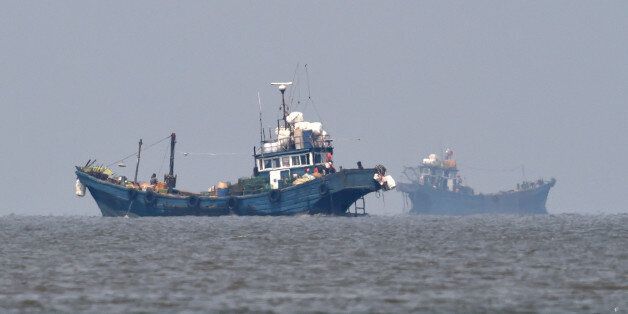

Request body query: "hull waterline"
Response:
[397, 181, 554, 215]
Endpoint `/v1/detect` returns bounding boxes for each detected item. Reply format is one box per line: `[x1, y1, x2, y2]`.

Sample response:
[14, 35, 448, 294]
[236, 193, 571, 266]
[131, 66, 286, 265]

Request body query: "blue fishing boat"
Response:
[75, 82, 395, 217]
[398, 150, 555, 215]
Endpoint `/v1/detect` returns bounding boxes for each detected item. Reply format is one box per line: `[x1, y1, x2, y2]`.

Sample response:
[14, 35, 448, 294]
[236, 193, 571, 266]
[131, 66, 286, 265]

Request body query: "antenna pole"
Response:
[133, 138, 143, 183]
[258, 92, 264, 142]
[270, 82, 292, 130]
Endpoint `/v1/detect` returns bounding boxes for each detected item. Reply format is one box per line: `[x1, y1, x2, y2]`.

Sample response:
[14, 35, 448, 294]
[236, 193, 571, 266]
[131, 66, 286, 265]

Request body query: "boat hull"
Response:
[76, 169, 381, 217]
[397, 181, 554, 215]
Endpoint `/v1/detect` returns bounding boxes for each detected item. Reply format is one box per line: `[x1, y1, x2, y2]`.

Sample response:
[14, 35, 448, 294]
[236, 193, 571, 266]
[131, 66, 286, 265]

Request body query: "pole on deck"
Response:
[169, 133, 176, 177]
[165, 133, 177, 190]
[133, 139, 143, 183]
[280, 87, 288, 129]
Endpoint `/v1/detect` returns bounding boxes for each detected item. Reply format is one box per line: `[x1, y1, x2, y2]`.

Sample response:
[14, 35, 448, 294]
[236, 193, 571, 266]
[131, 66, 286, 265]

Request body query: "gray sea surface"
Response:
[0, 214, 626, 313]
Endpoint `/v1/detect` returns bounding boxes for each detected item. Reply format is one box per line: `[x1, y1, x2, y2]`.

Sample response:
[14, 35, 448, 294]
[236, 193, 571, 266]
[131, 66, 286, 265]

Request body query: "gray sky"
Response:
[1, 1, 626, 215]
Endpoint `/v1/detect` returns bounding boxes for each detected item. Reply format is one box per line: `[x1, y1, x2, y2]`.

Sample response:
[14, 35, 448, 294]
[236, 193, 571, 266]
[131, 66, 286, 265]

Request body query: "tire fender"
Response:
[144, 191, 157, 205]
[188, 195, 200, 208]
[227, 197, 239, 211]
[128, 189, 138, 200]
[269, 189, 281, 203]
[319, 183, 329, 196]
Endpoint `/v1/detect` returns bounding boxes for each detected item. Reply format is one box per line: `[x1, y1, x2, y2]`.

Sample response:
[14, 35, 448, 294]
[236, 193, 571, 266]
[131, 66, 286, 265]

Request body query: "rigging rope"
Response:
[462, 165, 522, 173]
[332, 137, 361, 142]
[157, 143, 168, 175]
[304, 64, 323, 123]
[288, 62, 299, 111]
[106, 135, 172, 167]
[181, 152, 245, 157]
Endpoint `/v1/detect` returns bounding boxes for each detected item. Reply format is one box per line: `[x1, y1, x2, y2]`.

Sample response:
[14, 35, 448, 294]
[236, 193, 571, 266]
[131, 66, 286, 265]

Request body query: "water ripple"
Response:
[0, 214, 626, 312]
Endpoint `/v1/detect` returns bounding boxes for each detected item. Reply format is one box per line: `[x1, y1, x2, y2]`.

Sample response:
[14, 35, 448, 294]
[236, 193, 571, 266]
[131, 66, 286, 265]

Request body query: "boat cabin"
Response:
[252, 82, 335, 189]
[254, 143, 333, 189]
[416, 151, 463, 192]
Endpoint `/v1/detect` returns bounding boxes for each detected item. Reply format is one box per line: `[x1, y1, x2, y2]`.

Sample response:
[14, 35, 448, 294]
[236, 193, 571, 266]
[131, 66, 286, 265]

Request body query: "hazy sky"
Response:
[1, 1, 627, 215]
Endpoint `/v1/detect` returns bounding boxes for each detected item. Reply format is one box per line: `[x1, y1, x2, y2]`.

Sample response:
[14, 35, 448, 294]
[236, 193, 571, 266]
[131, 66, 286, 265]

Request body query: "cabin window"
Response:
[272, 158, 280, 168]
[314, 153, 322, 164]
[291, 156, 301, 166]
[282, 156, 290, 167]
[264, 159, 272, 169]
[258, 159, 264, 170]
[300, 154, 310, 165]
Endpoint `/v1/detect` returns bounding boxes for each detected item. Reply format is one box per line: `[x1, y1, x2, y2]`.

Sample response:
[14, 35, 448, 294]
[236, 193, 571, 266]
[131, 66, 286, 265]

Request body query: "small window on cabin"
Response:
[265, 159, 272, 169]
[282, 156, 290, 167]
[258, 159, 264, 170]
[300, 154, 310, 165]
[291, 156, 300, 166]
[272, 158, 280, 168]
[314, 153, 322, 164]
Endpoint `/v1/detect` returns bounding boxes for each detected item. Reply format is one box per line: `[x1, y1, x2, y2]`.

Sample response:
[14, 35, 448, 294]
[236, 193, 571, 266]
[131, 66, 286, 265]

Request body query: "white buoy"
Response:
[75, 179, 86, 197]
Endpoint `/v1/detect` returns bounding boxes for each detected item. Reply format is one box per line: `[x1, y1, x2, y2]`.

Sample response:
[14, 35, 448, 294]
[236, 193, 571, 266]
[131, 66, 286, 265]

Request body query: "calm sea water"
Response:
[1, 214, 626, 313]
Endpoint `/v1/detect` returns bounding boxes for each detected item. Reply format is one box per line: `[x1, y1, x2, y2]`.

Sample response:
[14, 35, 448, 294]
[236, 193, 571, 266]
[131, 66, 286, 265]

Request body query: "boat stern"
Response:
[311, 166, 395, 215]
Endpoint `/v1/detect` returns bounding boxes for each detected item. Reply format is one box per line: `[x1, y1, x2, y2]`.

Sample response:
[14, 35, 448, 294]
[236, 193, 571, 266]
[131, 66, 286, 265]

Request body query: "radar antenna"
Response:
[270, 82, 292, 128]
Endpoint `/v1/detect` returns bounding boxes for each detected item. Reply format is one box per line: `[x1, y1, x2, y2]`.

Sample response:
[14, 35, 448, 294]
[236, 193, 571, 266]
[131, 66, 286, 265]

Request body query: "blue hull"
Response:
[397, 181, 554, 215]
[76, 168, 381, 217]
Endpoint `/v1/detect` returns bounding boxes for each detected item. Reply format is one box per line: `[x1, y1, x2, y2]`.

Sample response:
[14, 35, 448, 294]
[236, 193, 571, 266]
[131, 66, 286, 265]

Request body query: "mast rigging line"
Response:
[158, 144, 169, 175]
[462, 165, 522, 173]
[288, 62, 300, 110]
[304, 64, 323, 123]
[181, 152, 246, 158]
[106, 135, 172, 167]
[332, 137, 361, 142]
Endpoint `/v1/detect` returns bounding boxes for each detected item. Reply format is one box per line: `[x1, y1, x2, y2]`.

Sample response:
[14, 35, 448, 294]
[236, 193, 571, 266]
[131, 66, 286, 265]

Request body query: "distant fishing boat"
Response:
[397, 149, 555, 214]
[75, 82, 395, 217]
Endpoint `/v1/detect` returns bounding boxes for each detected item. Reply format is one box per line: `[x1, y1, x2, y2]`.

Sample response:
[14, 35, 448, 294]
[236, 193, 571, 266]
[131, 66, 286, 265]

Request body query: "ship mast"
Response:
[165, 133, 177, 190]
[133, 139, 143, 183]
